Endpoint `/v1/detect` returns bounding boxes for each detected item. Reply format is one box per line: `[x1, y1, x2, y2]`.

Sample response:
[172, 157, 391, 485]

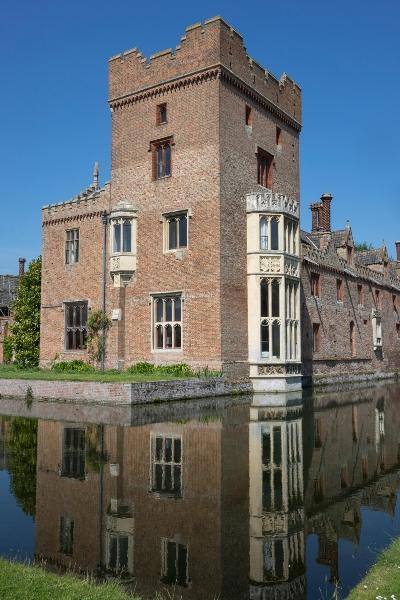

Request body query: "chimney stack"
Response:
[310, 203, 320, 232]
[18, 257, 26, 276]
[320, 193, 332, 233]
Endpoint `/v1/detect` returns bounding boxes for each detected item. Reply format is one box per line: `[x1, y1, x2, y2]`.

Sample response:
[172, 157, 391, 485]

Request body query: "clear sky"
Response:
[1, 0, 399, 273]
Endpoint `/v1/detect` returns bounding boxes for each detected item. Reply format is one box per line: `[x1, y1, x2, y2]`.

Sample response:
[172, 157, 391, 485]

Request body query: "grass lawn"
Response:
[347, 537, 400, 599]
[0, 559, 135, 600]
[0, 364, 193, 383]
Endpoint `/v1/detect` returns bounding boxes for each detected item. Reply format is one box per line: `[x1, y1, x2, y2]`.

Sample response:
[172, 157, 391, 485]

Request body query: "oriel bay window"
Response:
[259, 216, 280, 251]
[286, 280, 299, 360]
[153, 295, 182, 350]
[151, 137, 172, 180]
[112, 219, 132, 253]
[64, 301, 88, 350]
[260, 278, 281, 359]
[284, 217, 298, 255]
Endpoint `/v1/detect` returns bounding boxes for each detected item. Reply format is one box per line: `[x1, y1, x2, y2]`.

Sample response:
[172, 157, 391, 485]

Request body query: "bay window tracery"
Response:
[260, 278, 281, 359]
[284, 217, 298, 255]
[285, 280, 299, 360]
[153, 295, 182, 350]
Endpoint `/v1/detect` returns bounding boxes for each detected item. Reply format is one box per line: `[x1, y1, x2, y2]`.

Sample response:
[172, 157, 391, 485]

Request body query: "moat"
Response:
[0, 381, 400, 599]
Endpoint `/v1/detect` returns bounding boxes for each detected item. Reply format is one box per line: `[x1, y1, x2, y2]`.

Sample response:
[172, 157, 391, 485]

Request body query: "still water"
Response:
[0, 382, 400, 599]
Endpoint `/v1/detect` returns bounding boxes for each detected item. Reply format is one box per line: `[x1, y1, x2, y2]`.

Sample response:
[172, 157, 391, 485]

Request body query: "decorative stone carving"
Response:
[260, 256, 281, 273]
[284, 257, 300, 277]
[246, 190, 299, 218]
[111, 256, 120, 271]
[258, 364, 302, 376]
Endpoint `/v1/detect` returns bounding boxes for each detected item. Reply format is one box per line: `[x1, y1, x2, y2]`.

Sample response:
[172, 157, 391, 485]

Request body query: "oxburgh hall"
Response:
[39, 17, 400, 391]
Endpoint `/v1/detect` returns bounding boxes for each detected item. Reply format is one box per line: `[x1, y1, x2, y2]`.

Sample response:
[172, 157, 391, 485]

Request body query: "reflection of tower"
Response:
[249, 404, 306, 599]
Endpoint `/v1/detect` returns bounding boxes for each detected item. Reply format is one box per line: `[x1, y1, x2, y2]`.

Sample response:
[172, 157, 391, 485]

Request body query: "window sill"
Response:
[151, 349, 183, 353]
[153, 175, 172, 182]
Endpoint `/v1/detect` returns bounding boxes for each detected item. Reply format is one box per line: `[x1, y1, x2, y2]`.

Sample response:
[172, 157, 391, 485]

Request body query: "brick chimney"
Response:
[18, 257, 26, 276]
[310, 203, 320, 232]
[396, 241, 400, 262]
[320, 193, 332, 232]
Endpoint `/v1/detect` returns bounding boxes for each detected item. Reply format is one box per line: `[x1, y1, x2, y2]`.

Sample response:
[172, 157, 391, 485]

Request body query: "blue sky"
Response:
[1, 0, 399, 273]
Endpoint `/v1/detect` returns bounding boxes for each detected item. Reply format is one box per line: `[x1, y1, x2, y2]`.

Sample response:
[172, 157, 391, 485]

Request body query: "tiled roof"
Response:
[355, 249, 384, 266]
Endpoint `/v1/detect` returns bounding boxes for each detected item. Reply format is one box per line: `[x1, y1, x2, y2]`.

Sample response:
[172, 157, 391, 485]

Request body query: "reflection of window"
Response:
[62, 428, 85, 478]
[340, 464, 349, 489]
[64, 302, 88, 350]
[313, 474, 324, 503]
[164, 212, 188, 251]
[153, 295, 182, 350]
[161, 539, 189, 586]
[314, 418, 323, 448]
[151, 138, 172, 179]
[112, 219, 132, 253]
[108, 534, 129, 573]
[151, 435, 182, 496]
[65, 229, 79, 264]
[59, 515, 74, 555]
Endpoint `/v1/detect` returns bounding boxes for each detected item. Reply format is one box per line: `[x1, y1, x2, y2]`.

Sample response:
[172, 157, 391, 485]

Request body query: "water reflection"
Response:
[0, 383, 399, 599]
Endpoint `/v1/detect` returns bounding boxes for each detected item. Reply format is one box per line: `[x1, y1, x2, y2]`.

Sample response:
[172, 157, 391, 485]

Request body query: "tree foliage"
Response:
[7, 417, 38, 518]
[10, 257, 41, 368]
[354, 241, 373, 251]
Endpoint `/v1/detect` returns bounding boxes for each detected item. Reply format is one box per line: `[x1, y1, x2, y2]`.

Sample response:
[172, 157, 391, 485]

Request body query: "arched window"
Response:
[261, 279, 269, 317]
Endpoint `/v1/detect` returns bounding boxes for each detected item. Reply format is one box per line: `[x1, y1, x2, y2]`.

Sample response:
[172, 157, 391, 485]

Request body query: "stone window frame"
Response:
[150, 433, 183, 498]
[160, 537, 189, 587]
[156, 102, 167, 125]
[161, 209, 191, 253]
[61, 427, 86, 480]
[259, 215, 280, 251]
[64, 300, 88, 351]
[151, 292, 183, 352]
[110, 217, 133, 254]
[65, 228, 80, 265]
[59, 514, 74, 555]
[150, 136, 174, 180]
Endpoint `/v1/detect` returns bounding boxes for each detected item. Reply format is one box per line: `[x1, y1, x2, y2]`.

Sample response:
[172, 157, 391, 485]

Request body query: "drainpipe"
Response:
[101, 212, 108, 372]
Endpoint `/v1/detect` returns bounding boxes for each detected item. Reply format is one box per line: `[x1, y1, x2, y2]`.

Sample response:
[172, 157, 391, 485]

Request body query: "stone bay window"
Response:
[153, 295, 182, 350]
[247, 189, 301, 391]
[109, 202, 137, 287]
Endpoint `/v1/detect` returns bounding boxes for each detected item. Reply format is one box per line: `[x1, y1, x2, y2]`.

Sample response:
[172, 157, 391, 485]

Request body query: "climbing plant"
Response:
[87, 309, 111, 367]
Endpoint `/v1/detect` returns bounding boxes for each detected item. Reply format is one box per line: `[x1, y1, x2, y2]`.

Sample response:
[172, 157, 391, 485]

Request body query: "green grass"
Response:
[0, 559, 135, 600]
[0, 364, 191, 383]
[347, 537, 400, 599]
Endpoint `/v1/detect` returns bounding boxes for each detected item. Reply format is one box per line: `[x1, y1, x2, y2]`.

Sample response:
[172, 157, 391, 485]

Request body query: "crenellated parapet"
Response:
[109, 17, 301, 128]
[42, 182, 111, 227]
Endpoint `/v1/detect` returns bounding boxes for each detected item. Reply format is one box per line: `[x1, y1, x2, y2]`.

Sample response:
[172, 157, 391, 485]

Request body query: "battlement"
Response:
[109, 17, 301, 125]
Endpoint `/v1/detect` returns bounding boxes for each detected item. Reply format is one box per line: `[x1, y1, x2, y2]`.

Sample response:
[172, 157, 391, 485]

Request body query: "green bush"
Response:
[2, 336, 13, 363]
[157, 363, 195, 377]
[127, 362, 155, 374]
[51, 360, 94, 373]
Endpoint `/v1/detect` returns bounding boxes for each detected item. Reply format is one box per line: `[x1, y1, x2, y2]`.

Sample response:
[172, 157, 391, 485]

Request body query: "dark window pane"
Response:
[261, 323, 269, 354]
[174, 465, 181, 493]
[122, 221, 131, 252]
[262, 470, 271, 511]
[261, 280, 268, 317]
[119, 537, 129, 570]
[165, 299, 173, 321]
[174, 438, 181, 463]
[164, 464, 172, 491]
[273, 427, 282, 466]
[274, 540, 284, 579]
[165, 438, 172, 462]
[157, 145, 163, 178]
[262, 432, 271, 465]
[178, 216, 187, 247]
[271, 219, 279, 250]
[109, 536, 117, 570]
[156, 299, 163, 322]
[177, 545, 188, 585]
[272, 321, 280, 358]
[156, 325, 163, 349]
[168, 219, 177, 250]
[155, 437, 163, 461]
[272, 281, 280, 317]
[165, 324, 172, 348]
[165, 143, 171, 176]
[166, 542, 176, 582]
[154, 464, 163, 491]
[174, 298, 181, 321]
[175, 325, 181, 348]
[113, 223, 121, 252]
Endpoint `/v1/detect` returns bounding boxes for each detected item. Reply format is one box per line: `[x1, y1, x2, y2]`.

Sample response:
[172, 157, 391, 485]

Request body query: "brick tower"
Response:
[107, 17, 301, 382]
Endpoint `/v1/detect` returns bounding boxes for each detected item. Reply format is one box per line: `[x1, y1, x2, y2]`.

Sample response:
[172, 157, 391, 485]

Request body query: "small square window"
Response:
[65, 229, 79, 264]
[164, 212, 188, 251]
[156, 103, 167, 125]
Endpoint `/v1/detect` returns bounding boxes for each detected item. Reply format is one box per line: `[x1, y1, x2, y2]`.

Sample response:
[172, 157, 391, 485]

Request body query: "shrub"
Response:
[3, 336, 13, 363]
[51, 360, 94, 373]
[156, 363, 195, 377]
[127, 362, 155, 374]
[87, 310, 111, 367]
